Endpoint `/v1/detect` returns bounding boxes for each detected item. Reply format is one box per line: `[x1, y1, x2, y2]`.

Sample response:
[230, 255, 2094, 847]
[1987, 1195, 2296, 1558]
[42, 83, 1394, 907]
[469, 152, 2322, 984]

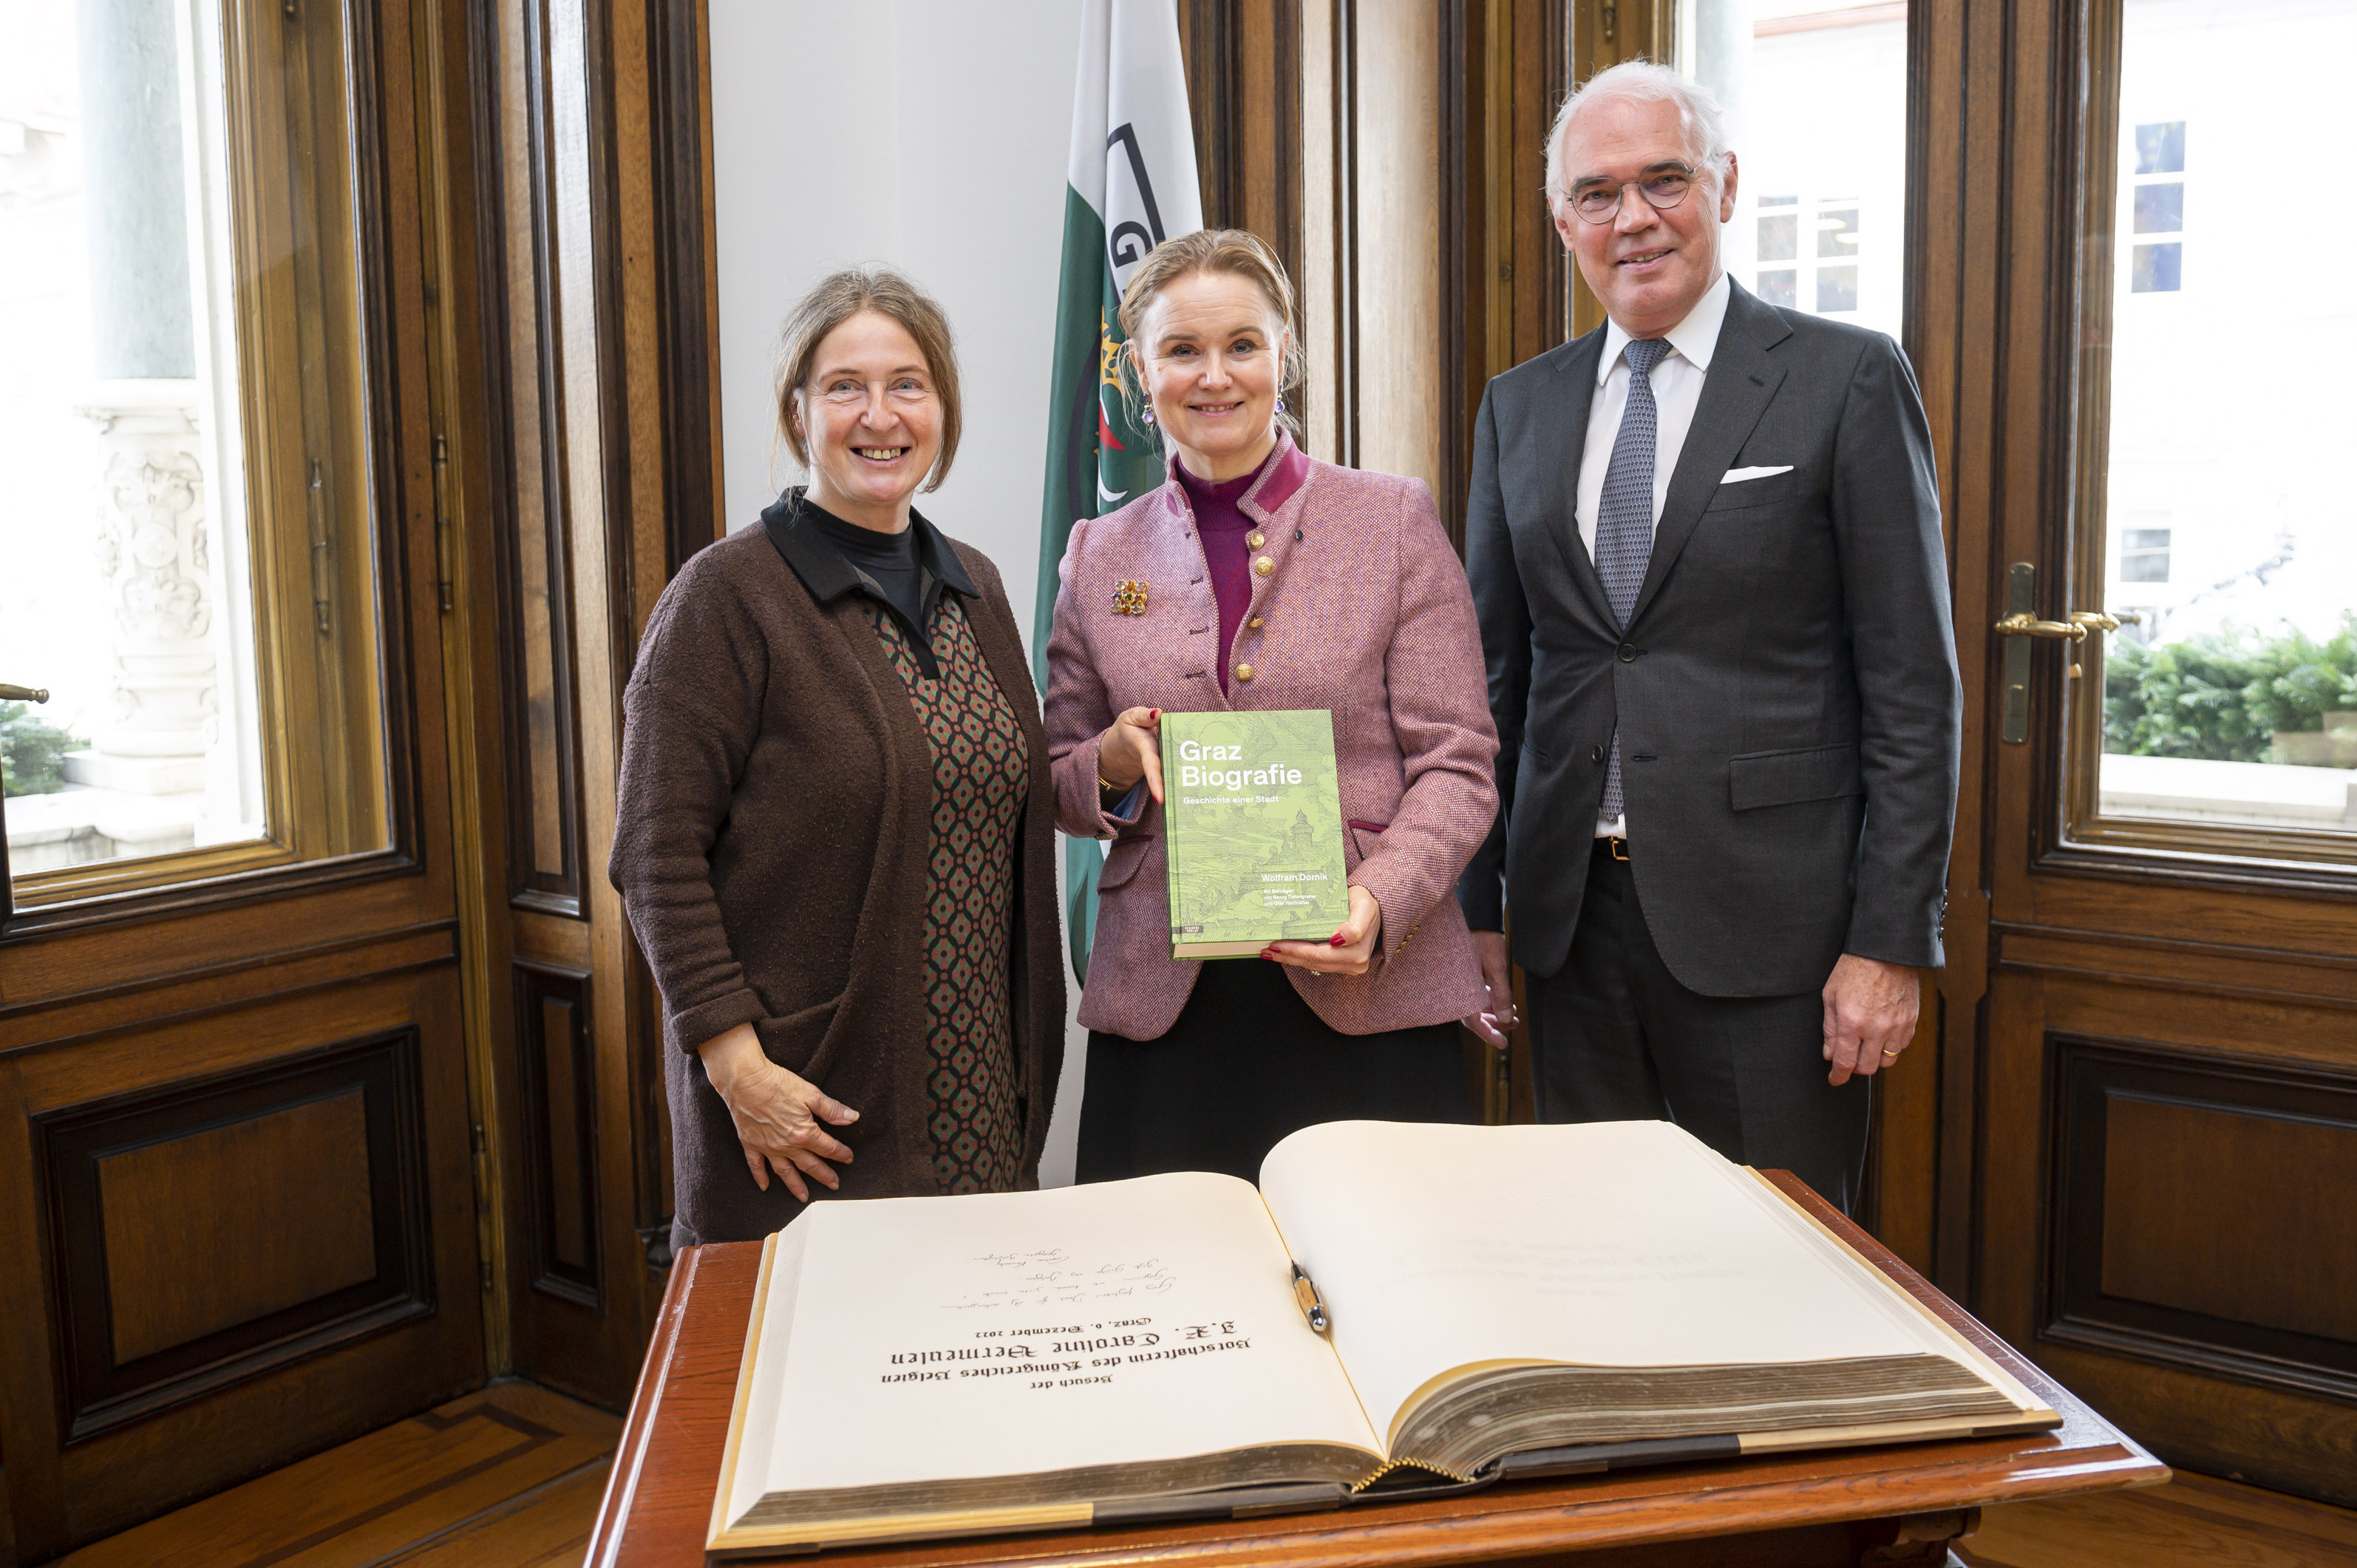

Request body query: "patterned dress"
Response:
[864, 597, 1030, 1193]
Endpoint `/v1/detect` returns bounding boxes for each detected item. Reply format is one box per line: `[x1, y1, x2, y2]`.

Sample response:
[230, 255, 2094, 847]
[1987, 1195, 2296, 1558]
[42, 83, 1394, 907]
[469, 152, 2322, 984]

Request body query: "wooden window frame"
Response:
[3, 0, 427, 933]
[2044, 0, 2356, 890]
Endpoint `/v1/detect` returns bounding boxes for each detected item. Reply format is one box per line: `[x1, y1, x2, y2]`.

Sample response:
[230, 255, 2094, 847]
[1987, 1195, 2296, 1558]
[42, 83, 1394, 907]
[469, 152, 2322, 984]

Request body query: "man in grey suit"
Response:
[1456, 61, 1961, 1213]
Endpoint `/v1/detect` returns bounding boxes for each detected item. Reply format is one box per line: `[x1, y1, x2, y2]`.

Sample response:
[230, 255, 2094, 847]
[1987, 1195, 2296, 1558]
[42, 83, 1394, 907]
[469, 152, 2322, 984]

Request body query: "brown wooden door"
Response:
[431, 0, 718, 1410]
[0, 0, 486, 1556]
[1904, 0, 2357, 1508]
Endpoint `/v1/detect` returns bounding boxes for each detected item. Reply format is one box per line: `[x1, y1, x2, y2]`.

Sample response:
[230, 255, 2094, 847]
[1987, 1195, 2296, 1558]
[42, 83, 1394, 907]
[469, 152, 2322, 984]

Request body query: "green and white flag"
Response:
[1035, 0, 1201, 984]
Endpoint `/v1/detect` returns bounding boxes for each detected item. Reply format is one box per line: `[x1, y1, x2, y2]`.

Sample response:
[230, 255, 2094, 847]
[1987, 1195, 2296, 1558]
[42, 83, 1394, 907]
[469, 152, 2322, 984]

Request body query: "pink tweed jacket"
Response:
[1044, 434, 1500, 1040]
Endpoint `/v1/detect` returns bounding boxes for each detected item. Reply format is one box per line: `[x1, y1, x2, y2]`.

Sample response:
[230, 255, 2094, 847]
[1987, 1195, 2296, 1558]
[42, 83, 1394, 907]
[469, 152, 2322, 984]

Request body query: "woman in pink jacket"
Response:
[1044, 228, 1503, 1182]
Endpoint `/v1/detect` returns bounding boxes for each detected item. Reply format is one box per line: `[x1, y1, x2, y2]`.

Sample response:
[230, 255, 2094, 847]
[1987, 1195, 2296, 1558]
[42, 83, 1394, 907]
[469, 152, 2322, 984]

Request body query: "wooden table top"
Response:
[584, 1173, 2166, 1567]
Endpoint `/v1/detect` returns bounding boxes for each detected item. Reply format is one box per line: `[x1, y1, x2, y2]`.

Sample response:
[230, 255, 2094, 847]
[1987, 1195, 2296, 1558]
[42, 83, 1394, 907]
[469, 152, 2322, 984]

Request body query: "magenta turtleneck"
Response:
[1175, 463, 1259, 692]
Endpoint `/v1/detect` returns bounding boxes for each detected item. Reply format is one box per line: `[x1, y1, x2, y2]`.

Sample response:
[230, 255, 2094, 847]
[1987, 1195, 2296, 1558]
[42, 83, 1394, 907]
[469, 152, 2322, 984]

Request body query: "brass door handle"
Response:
[1993, 611, 2087, 643]
[2067, 609, 2142, 635]
[0, 684, 50, 703]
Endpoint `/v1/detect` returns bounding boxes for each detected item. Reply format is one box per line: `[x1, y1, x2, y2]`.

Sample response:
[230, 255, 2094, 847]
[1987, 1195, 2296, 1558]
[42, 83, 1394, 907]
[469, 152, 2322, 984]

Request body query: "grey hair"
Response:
[1544, 59, 1731, 204]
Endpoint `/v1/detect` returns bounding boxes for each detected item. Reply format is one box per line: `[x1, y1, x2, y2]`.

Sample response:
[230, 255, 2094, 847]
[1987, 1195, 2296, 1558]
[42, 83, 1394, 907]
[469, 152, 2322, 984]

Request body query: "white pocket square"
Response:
[1721, 465, 1795, 483]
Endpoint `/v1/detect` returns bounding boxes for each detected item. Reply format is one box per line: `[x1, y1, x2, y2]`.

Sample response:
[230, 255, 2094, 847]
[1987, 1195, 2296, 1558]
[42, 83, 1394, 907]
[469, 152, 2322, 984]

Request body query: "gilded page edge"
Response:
[708, 1230, 780, 1549]
[709, 1501, 1097, 1554]
[1747, 1172, 2055, 1419]
[1735, 1408, 2061, 1454]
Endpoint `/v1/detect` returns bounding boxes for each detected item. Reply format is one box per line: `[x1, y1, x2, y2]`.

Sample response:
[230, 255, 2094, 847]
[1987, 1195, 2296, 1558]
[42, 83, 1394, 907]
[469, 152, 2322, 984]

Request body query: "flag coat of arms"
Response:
[1035, 0, 1201, 983]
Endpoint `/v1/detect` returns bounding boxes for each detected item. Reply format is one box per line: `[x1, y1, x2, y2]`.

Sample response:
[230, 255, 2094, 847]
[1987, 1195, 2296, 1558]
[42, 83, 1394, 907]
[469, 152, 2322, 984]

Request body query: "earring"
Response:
[1143, 407, 1156, 426]
[1274, 395, 1287, 416]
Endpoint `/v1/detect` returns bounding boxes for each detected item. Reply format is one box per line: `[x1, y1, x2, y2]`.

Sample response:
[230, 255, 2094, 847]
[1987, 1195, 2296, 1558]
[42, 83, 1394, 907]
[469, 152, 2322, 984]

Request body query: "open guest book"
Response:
[707, 1121, 2057, 1557]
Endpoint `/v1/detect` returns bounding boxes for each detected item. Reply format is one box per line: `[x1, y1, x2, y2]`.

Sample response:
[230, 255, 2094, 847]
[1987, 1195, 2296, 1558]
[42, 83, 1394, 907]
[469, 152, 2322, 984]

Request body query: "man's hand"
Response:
[1821, 955, 1921, 1085]
[1466, 930, 1517, 1049]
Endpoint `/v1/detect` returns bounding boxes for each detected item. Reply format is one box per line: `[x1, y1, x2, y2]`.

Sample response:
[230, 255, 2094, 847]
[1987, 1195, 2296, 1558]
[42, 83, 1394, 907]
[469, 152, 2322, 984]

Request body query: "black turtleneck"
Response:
[807, 500, 925, 631]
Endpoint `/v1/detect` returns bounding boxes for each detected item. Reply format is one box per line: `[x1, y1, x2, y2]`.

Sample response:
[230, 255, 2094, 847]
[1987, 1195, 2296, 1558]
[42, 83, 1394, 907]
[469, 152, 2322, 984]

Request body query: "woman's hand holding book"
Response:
[1263, 885, 1381, 975]
[1096, 706, 1166, 803]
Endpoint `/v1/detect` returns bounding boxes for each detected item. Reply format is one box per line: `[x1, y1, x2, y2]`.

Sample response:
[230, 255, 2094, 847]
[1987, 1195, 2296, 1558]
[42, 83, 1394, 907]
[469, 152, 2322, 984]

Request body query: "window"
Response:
[1, 0, 390, 904]
[2127, 117, 2185, 293]
[2120, 527, 2171, 583]
[1691, 4, 1909, 341]
[2089, 10, 2355, 850]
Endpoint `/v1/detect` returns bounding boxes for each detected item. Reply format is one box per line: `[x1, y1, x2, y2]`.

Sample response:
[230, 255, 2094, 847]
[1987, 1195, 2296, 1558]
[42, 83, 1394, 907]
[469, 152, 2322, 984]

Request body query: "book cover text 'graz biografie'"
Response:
[1159, 710, 1348, 958]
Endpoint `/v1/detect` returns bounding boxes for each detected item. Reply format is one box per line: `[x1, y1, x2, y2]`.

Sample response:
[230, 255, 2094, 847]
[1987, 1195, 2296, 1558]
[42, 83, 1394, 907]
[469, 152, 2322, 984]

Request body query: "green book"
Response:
[1158, 709, 1350, 959]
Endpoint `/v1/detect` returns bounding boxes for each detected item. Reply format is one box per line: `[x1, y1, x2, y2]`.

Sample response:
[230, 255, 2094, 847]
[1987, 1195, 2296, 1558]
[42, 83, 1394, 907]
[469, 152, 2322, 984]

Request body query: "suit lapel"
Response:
[1629, 284, 1792, 627]
[1537, 330, 1616, 632]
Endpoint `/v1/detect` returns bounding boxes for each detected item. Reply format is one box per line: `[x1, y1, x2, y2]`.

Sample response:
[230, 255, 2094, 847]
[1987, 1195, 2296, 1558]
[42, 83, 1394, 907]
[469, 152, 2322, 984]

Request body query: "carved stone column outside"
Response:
[49, 0, 213, 860]
[67, 386, 215, 790]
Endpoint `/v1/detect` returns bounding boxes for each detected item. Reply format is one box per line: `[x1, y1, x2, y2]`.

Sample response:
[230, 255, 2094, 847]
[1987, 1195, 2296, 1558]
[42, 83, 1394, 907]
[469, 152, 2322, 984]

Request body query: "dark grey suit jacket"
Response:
[1456, 281, 1962, 997]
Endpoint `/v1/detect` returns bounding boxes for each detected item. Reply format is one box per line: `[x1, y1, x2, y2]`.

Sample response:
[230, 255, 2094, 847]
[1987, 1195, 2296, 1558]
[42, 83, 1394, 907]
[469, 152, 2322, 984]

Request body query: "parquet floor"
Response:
[1965, 1470, 2357, 1568]
[60, 1381, 619, 1568]
[59, 1383, 2357, 1567]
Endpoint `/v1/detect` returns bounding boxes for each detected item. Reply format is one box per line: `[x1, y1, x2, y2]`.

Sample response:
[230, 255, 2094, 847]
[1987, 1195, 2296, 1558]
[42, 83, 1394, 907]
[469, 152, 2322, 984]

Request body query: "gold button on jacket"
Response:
[1247, 615, 1264, 630]
[1246, 531, 1266, 550]
[1234, 662, 1255, 683]
[1253, 555, 1274, 576]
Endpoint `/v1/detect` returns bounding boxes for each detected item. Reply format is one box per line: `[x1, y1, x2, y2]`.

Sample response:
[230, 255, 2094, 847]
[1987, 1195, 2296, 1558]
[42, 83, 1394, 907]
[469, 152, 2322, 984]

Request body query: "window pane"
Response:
[1815, 207, 1859, 258]
[2097, 4, 2357, 839]
[1, 0, 389, 901]
[2132, 182, 2183, 233]
[1690, 1, 1909, 341]
[2130, 242, 2182, 292]
[2134, 119, 2186, 174]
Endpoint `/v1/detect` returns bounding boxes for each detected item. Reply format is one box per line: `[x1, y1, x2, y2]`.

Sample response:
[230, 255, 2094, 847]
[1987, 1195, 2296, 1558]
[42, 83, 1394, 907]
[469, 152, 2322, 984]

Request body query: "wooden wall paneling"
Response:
[1917, 0, 2034, 1303]
[0, 1053, 67, 1556]
[1565, 0, 1670, 339]
[1988, 977, 2357, 1506]
[35, 1033, 436, 1443]
[2045, 1040, 2357, 1387]
[1505, 0, 1568, 371]
[1870, 0, 1979, 1282]
[1, 967, 480, 1553]
[514, 963, 603, 1307]
[429, 0, 521, 1377]
[649, 0, 724, 573]
[588, 0, 681, 1395]
[457, 0, 683, 1410]
[1178, 0, 1303, 296]
[483, 0, 591, 922]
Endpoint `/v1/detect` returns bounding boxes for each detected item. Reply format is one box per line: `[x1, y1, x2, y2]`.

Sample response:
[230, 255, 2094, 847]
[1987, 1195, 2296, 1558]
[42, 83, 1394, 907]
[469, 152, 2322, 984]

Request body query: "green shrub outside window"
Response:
[2104, 616, 2357, 763]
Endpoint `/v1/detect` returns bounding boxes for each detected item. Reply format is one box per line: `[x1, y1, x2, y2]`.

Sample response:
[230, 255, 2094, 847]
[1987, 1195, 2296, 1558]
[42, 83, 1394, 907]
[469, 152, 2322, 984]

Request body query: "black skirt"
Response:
[1076, 956, 1472, 1183]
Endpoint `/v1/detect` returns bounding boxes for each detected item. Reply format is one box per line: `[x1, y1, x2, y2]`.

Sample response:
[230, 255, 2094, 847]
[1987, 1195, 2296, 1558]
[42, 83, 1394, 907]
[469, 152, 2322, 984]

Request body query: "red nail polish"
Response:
[1330, 932, 1347, 947]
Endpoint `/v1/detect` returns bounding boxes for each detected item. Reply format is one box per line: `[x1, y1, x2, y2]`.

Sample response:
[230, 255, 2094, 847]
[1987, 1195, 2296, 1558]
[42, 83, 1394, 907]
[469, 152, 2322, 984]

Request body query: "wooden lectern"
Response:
[584, 1173, 2164, 1567]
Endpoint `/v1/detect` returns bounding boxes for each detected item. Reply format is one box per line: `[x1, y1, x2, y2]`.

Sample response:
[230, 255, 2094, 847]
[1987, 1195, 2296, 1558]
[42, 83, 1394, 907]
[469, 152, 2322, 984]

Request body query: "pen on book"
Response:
[1290, 1261, 1329, 1334]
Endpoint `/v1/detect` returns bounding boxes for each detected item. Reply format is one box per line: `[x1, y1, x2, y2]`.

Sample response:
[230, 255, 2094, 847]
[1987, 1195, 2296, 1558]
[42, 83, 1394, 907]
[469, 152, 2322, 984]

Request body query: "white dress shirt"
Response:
[1579, 270, 1732, 835]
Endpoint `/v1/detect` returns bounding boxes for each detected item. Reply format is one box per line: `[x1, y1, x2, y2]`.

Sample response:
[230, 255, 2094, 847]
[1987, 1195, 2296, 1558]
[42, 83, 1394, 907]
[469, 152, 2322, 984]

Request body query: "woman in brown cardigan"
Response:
[609, 267, 1064, 1248]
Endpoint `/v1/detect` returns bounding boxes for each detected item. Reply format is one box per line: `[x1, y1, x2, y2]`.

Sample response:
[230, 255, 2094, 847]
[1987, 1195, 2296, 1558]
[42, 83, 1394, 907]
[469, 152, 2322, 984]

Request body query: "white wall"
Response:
[708, 0, 1094, 1183]
[710, 0, 1083, 628]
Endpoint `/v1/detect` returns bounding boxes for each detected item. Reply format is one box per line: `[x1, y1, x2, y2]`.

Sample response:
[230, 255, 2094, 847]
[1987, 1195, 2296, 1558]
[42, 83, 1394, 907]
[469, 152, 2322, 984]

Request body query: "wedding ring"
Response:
[1880, 1049, 1899, 1059]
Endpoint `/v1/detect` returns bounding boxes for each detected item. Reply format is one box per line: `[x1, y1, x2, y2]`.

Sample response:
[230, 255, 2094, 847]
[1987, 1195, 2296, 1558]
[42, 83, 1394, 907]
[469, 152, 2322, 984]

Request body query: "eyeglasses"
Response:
[1563, 166, 1702, 225]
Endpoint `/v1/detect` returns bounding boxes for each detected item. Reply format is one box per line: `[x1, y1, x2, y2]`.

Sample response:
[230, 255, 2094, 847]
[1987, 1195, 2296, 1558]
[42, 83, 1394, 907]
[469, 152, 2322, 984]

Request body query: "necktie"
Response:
[1594, 335, 1673, 828]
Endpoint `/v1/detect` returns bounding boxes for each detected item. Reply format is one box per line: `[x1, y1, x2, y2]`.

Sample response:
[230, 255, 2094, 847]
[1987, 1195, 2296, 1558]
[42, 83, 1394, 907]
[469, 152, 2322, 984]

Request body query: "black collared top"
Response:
[759, 488, 978, 680]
